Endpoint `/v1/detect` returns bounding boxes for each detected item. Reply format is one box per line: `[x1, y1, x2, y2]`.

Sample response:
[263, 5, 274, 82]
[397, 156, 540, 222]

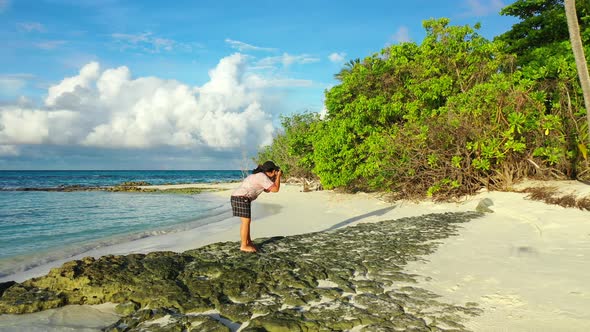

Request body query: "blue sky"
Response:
[0, 0, 517, 170]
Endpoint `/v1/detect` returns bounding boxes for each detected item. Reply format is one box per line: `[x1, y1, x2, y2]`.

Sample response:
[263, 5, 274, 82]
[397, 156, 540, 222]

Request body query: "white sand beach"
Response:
[0, 180, 589, 331]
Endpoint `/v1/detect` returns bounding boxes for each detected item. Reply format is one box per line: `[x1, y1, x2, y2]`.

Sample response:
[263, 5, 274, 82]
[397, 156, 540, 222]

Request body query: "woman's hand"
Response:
[267, 169, 282, 192]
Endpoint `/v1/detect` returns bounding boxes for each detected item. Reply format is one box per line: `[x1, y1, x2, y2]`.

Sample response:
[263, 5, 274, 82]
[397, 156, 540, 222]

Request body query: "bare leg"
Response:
[240, 217, 257, 252]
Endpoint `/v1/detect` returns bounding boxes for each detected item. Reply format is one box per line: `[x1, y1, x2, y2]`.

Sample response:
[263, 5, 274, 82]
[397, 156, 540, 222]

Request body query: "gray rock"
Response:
[114, 301, 140, 316]
[476, 198, 494, 213]
[0, 212, 484, 331]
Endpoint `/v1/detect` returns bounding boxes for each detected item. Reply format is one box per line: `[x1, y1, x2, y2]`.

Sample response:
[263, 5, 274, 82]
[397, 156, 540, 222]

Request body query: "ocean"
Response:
[0, 170, 244, 279]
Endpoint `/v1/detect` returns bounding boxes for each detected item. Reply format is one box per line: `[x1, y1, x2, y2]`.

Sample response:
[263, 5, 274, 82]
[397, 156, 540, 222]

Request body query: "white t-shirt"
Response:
[231, 172, 275, 201]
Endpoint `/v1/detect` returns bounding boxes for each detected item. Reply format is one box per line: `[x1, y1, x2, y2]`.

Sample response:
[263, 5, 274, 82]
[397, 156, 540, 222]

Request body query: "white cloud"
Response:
[16, 96, 34, 107]
[153, 38, 174, 51]
[0, 74, 35, 95]
[18, 22, 45, 32]
[328, 52, 346, 63]
[256, 53, 320, 68]
[112, 32, 150, 44]
[36, 40, 67, 50]
[0, 78, 26, 93]
[46, 62, 100, 107]
[319, 106, 328, 120]
[0, 107, 80, 145]
[225, 38, 276, 52]
[392, 26, 411, 43]
[463, 0, 505, 17]
[0, 0, 9, 13]
[111, 32, 191, 53]
[246, 75, 313, 89]
[1, 54, 280, 151]
[0, 145, 19, 156]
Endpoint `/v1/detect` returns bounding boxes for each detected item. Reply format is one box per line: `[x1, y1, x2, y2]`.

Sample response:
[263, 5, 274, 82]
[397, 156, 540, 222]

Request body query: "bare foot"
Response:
[240, 245, 257, 253]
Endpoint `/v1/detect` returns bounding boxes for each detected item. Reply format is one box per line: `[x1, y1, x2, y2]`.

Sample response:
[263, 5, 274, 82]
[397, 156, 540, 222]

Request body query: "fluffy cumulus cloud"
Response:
[0, 54, 277, 152]
[0, 107, 79, 145]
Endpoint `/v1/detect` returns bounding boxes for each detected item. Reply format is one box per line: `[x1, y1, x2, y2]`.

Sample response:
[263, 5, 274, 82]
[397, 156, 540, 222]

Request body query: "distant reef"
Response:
[0, 212, 484, 331]
[1, 182, 221, 194]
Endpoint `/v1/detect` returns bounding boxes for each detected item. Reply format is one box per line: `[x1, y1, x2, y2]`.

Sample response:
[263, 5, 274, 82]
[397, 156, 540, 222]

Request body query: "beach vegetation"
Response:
[255, 112, 319, 180]
[519, 186, 590, 210]
[258, 4, 590, 200]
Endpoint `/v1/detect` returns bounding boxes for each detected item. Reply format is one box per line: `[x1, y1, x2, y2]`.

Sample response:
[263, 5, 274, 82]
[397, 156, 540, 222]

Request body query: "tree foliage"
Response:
[497, 0, 590, 64]
[564, 0, 590, 150]
[255, 112, 319, 179]
[257, 12, 590, 199]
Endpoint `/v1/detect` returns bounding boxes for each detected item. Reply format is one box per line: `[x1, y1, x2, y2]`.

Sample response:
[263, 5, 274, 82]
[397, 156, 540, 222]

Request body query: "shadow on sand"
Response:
[253, 205, 397, 252]
[252, 203, 283, 220]
[323, 206, 397, 232]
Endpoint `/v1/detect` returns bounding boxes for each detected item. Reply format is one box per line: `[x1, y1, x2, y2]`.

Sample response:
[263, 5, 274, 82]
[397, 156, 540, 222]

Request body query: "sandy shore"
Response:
[0, 180, 589, 331]
[403, 189, 590, 331]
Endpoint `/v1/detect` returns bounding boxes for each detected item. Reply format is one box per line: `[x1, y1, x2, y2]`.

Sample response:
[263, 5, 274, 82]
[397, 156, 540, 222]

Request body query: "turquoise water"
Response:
[0, 170, 243, 278]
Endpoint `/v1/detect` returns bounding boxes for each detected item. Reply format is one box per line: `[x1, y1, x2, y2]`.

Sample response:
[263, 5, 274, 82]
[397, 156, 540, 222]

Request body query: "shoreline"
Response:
[0, 182, 397, 283]
[0, 180, 589, 331]
[0, 181, 239, 192]
[0, 197, 231, 282]
[0, 188, 231, 282]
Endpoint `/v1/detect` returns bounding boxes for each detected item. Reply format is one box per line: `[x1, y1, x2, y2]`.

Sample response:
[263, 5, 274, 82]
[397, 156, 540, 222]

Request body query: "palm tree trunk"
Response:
[565, 0, 590, 144]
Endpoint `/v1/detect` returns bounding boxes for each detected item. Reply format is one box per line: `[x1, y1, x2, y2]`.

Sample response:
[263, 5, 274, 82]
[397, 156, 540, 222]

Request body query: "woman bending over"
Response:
[230, 161, 282, 252]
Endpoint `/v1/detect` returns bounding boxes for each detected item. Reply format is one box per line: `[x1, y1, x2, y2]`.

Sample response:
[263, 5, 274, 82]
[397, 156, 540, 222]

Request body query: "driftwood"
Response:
[285, 177, 323, 192]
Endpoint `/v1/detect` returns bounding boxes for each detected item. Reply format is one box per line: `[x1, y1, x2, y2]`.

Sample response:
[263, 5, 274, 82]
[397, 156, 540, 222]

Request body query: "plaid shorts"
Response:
[231, 196, 251, 218]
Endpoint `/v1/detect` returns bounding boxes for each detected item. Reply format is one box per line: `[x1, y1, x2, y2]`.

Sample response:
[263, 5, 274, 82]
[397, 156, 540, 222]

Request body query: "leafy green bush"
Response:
[255, 112, 319, 179]
[257, 16, 590, 199]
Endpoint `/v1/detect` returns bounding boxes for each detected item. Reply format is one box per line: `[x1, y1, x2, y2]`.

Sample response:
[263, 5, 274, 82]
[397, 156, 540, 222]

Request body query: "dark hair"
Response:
[252, 160, 280, 174]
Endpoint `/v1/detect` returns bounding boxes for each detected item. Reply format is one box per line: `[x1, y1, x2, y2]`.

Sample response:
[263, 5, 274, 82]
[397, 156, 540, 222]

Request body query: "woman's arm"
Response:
[267, 170, 282, 192]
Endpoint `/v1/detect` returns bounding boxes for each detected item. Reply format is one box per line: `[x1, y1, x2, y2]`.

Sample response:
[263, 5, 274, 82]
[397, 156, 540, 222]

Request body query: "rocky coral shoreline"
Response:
[0, 212, 484, 331]
[0, 181, 224, 194]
